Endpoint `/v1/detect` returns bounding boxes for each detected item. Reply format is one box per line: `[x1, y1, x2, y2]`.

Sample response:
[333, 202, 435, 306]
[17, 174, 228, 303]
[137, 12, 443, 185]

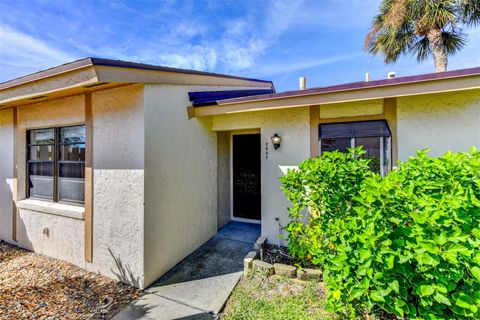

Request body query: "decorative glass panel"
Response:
[60, 126, 85, 144]
[28, 162, 54, 200]
[29, 128, 54, 145]
[59, 163, 85, 203]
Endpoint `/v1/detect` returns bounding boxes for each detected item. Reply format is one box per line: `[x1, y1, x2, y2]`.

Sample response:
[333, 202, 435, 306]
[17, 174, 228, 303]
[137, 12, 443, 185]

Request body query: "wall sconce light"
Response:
[271, 133, 281, 150]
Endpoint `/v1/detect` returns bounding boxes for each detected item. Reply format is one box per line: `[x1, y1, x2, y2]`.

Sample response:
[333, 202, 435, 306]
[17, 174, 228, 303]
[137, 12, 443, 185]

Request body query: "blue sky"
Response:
[1, 0, 479, 92]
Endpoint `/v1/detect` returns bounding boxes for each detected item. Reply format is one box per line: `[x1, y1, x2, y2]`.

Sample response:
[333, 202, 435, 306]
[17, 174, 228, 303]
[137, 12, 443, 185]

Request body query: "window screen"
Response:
[319, 120, 391, 139]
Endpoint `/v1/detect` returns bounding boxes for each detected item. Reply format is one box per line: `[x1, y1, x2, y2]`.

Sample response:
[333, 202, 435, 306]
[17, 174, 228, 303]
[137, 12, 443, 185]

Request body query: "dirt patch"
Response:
[0, 241, 141, 319]
[260, 244, 316, 269]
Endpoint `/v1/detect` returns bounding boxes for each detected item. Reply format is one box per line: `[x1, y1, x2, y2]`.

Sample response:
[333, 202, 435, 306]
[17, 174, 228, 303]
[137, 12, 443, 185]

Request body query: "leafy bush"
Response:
[281, 147, 480, 319]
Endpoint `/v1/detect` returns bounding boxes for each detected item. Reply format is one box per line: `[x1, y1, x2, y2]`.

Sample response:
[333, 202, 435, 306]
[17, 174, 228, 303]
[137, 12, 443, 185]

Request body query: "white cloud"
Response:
[252, 53, 363, 77]
[0, 24, 76, 71]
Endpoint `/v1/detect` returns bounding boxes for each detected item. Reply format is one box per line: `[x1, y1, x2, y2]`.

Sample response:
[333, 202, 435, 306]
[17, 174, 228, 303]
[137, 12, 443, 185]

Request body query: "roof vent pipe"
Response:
[365, 72, 371, 82]
[387, 72, 396, 79]
[299, 76, 307, 90]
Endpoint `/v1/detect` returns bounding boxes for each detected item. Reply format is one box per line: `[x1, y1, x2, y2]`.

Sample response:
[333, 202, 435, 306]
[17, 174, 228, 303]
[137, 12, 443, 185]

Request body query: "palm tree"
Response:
[365, 0, 480, 72]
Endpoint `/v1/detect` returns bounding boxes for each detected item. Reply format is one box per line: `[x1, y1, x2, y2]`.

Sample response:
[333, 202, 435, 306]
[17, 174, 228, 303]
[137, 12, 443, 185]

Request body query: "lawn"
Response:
[221, 271, 336, 320]
[0, 241, 140, 319]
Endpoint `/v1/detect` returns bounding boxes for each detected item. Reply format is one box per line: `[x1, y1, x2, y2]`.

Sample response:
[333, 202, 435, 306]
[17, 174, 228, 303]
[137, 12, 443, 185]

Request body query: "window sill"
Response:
[17, 199, 85, 220]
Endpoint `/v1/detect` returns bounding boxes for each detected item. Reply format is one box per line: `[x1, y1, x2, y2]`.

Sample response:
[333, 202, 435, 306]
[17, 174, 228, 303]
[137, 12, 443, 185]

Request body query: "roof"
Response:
[0, 57, 273, 91]
[189, 89, 275, 107]
[215, 66, 480, 105]
[192, 66, 480, 116]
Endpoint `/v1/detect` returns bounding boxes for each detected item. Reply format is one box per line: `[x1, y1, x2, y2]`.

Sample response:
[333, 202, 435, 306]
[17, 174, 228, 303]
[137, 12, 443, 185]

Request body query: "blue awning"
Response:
[189, 89, 274, 107]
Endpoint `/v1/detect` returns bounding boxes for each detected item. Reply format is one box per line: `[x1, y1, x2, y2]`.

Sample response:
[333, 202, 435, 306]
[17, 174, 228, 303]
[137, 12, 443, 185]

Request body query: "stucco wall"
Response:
[0, 109, 14, 243]
[87, 84, 145, 288]
[217, 131, 231, 229]
[319, 99, 384, 118]
[143, 84, 218, 286]
[211, 107, 311, 244]
[4, 87, 145, 288]
[16, 208, 85, 266]
[14, 95, 85, 263]
[397, 90, 480, 161]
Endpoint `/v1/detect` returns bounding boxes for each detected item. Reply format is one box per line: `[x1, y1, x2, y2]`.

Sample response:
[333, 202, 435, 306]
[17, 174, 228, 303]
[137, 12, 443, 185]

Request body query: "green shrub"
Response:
[281, 147, 480, 319]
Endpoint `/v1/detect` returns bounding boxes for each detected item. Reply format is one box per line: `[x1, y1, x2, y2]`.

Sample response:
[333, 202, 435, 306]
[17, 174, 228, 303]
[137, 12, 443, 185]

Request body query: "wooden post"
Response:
[309, 105, 319, 158]
[384, 98, 398, 165]
[84, 93, 93, 262]
[12, 108, 17, 242]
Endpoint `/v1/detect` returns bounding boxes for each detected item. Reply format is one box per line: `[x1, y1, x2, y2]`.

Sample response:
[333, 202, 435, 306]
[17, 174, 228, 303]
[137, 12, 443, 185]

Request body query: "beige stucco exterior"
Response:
[0, 86, 147, 287]
[142, 84, 269, 286]
[1, 59, 479, 291]
[211, 107, 311, 244]
[397, 89, 480, 161]
[0, 108, 14, 243]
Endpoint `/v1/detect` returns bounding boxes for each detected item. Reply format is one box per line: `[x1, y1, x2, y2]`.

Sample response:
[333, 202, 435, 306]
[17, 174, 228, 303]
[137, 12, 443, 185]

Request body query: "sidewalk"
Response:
[113, 222, 260, 320]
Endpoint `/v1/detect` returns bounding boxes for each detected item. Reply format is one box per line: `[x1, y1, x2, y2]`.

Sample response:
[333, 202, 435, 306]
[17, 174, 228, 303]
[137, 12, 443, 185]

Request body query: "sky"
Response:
[1, 0, 480, 92]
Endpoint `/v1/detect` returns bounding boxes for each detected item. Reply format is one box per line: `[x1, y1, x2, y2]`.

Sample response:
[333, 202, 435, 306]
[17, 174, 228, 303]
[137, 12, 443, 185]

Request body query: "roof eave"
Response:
[194, 72, 480, 117]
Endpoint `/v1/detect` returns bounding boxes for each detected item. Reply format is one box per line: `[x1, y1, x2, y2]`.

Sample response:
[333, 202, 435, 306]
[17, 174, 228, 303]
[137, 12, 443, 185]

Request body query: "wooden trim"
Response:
[309, 105, 319, 157]
[84, 93, 93, 263]
[12, 108, 17, 242]
[384, 98, 398, 165]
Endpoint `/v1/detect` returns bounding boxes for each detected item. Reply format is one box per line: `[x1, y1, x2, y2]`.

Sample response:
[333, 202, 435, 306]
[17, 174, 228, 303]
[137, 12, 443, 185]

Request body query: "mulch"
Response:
[0, 241, 141, 320]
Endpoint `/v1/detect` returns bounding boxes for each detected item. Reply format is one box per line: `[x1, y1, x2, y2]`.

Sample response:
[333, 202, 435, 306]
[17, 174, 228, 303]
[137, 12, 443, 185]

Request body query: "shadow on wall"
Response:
[109, 248, 142, 288]
[15, 214, 34, 252]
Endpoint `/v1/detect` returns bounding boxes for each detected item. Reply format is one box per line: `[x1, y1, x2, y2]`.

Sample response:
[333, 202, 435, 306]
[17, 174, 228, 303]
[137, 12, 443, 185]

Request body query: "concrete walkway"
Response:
[114, 221, 260, 320]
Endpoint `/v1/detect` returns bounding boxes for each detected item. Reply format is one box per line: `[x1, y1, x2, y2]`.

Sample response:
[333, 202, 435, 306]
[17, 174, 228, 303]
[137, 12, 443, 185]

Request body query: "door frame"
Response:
[230, 129, 262, 224]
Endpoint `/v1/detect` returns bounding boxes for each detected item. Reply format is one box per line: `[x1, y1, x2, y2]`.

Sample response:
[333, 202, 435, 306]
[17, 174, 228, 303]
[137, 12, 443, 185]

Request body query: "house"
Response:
[0, 58, 479, 289]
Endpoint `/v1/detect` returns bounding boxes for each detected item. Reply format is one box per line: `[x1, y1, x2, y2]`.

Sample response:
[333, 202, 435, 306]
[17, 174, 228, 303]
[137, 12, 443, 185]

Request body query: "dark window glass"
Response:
[60, 126, 85, 144]
[59, 163, 85, 203]
[356, 137, 381, 173]
[59, 144, 85, 161]
[321, 138, 351, 153]
[29, 145, 54, 161]
[29, 128, 54, 145]
[27, 125, 85, 204]
[28, 162, 54, 200]
[318, 120, 392, 176]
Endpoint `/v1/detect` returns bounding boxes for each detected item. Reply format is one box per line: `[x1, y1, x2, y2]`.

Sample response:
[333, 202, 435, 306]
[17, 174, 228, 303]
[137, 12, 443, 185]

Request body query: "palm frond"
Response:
[460, 0, 480, 26]
[442, 30, 466, 54]
[410, 37, 431, 61]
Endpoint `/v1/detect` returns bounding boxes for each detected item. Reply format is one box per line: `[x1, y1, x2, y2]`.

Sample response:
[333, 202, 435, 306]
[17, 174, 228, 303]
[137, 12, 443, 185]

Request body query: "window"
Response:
[319, 120, 392, 175]
[27, 125, 85, 204]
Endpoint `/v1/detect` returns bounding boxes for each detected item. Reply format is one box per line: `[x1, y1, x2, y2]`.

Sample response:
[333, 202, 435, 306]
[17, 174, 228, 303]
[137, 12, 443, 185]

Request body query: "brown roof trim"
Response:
[90, 58, 273, 85]
[0, 58, 94, 90]
[217, 66, 480, 105]
[0, 57, 273, 91]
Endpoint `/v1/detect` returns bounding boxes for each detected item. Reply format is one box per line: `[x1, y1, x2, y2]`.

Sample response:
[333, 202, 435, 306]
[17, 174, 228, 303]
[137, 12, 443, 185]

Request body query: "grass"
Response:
[221, 271, 336, 320]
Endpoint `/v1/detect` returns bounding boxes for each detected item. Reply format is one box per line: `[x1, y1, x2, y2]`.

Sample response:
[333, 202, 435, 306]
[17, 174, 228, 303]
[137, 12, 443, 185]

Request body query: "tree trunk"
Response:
[427, 28, 447, 72]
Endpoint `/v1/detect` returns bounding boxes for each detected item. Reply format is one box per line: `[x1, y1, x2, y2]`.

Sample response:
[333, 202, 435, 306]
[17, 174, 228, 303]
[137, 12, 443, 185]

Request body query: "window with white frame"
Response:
[318, 120, 392, 176]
